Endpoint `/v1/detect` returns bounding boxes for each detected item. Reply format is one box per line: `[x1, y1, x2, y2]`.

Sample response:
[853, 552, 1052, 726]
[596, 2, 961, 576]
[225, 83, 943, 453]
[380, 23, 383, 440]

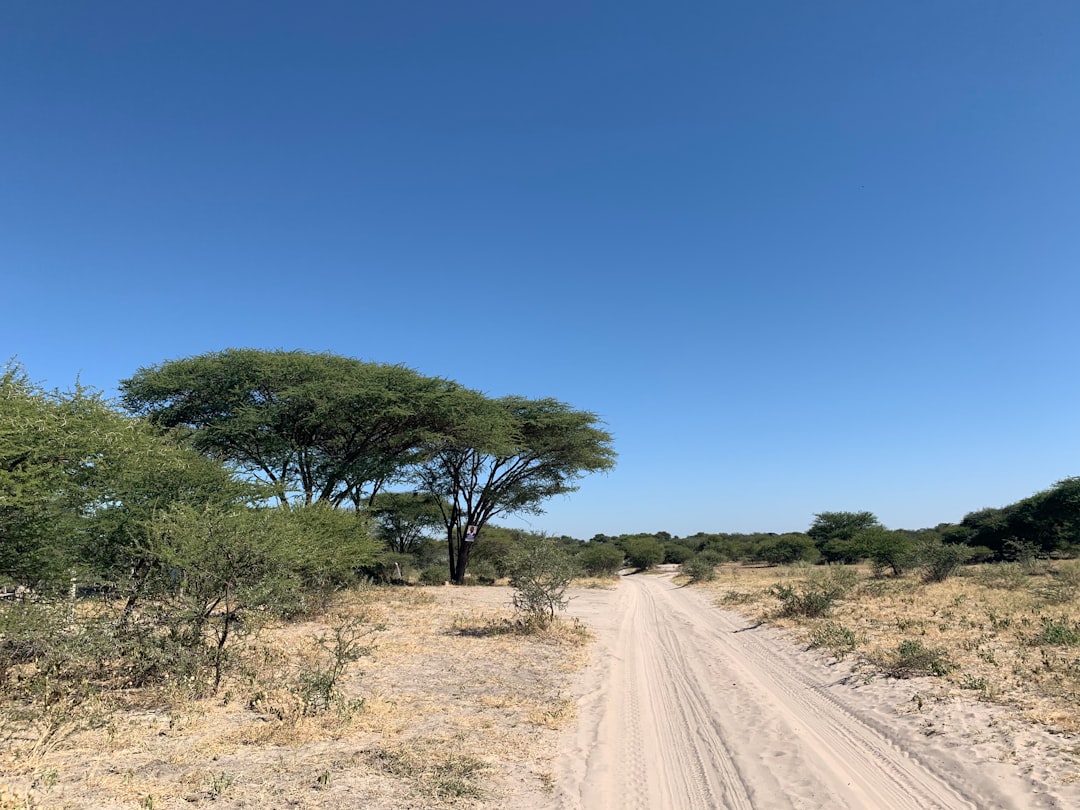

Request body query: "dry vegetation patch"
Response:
[696, 560, 1080, 781]
[0, 585, 591, 809]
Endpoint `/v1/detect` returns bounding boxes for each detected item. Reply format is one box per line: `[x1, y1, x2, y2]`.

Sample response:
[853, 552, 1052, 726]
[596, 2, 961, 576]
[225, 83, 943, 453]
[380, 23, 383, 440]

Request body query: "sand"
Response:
[5, 572, 1079, 808]
[550, 570, 1080, 809]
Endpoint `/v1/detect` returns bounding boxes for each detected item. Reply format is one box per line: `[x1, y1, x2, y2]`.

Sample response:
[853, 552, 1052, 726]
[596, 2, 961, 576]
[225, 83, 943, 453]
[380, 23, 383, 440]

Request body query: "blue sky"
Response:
[3, 2, 1078, 539]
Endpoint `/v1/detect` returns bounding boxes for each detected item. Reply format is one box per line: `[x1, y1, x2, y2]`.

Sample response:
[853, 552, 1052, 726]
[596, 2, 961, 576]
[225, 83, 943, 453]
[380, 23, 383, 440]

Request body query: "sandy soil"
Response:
[551, 570, 1080, 810]
[6, 572, 1080, 808]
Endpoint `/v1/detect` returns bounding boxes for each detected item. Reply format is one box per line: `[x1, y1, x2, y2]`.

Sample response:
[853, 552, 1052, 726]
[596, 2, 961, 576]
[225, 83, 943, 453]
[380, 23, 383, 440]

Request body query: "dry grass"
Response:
[0, 584, 592, 809]
[697, 560, 1080, 733]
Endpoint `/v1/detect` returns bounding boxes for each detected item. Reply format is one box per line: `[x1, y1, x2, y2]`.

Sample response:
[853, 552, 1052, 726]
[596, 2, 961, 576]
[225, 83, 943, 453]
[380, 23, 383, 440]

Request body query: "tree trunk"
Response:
[451, 539, 472, 585]
[447, 528, 457, 582]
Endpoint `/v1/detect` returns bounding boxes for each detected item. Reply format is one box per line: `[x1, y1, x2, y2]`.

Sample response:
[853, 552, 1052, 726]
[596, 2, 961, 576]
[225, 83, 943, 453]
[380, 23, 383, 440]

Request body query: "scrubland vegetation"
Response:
[3, 349, 1079, 805]
[691, 558, 1080, 735]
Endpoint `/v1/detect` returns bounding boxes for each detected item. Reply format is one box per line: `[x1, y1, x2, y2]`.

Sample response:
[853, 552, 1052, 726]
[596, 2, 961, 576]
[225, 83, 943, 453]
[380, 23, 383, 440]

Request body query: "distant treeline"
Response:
[582, 477, 1080, 568]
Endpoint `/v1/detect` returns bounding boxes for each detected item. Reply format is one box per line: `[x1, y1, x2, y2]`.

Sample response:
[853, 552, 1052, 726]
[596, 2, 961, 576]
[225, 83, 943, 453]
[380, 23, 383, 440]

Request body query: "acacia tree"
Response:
[808, 511, 881, 563]
[120, 349, 458, 509]
[1, 361, 245, 589]
[370, 491, 443, 554]
[416, 394, 616, 584]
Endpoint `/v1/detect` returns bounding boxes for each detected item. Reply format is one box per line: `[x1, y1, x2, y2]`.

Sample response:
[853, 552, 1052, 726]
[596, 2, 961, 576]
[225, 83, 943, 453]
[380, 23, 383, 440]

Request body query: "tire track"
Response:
[558, 572, 1022, 810]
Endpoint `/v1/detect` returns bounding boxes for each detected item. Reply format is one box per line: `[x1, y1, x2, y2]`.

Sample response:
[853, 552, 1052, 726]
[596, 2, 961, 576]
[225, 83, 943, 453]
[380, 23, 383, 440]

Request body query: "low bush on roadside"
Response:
[807, 621, 860, 658]
[509, 535, 577, 631]
[295, 615, 377, 716]
[869, 639, 954, 678]
[770, 567, 857, 619]
[681, 555, 717, 583]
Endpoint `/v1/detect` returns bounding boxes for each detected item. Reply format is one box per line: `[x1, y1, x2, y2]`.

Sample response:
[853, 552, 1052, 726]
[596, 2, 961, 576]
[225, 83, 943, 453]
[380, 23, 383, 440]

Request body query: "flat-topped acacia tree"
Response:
[121, 350, 616, 584]
[415, 392, 616, 584]
[120, 349, 459, 509]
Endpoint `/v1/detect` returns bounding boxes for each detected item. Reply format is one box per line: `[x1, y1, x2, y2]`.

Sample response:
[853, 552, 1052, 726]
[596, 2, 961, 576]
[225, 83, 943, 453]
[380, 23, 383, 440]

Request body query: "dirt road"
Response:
[554, 572, 1051, 810]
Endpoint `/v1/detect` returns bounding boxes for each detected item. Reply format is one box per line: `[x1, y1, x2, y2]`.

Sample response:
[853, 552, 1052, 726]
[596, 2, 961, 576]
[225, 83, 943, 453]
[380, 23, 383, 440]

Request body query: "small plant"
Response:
[807, 621, 859, 658]
[296, 616, 376, 715]
[1003, 540, 1040, 569]
[1034, 562, 1080, 605]
[976, 563, 1029, 591]
[368, 746, 487, 801]
[29, 771, 57, 792]
[770, 568, 856, 619]
[959, 674, 989, 692]
[508, 536, 577, 631]
[1032, 617, 1080, 647]
[870, 639, 954, 678]
[718, 590, 754, 605]
[208, 772, 235, 797]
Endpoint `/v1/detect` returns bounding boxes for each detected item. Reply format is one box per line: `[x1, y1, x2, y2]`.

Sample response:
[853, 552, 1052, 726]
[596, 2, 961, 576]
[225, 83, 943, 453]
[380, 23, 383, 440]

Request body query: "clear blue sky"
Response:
[3, 2, 1078, 539]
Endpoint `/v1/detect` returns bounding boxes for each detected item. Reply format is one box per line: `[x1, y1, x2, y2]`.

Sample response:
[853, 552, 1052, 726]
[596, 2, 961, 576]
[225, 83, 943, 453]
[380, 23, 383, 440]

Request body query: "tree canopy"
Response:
[120, 349, 460, 508]
[415, 393, 616, 583]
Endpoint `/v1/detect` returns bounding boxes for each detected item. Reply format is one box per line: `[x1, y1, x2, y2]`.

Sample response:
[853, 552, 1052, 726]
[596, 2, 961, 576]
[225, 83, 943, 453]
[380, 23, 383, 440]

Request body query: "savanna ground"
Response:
[696, 559, 1080, 738]
[0, 584, 595, 810]
[3, 560, 1080, 808]
[688, 558, 1080, 796]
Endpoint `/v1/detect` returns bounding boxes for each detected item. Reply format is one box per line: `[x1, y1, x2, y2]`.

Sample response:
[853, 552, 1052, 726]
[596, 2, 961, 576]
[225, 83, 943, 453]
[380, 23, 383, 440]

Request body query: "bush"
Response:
[663, 543, 694, 565]
[508, 536, 577, 630]
[624, 537, 664, 571]
[808, 621, 859, 659]
[418, 567, 448, 586]
[920, 542, 973, 583]
[469, 560, 498, 585]
[577, 543, 625, 577]
[681, 556, 717, 583]
[758, 535, 819, 566]
[770, 568, 857, 619]
[871, 639, 953, 678]
[975, 562, 1030, 590]
[1033, 617, 1080, 647]
[371, 552, 417, 584]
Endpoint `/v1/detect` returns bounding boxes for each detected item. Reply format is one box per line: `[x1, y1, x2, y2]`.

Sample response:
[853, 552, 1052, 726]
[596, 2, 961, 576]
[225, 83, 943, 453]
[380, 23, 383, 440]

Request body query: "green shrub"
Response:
[576, 543, 625, 577]
[681, 556, 717, 583]
[920, 542, 973, 583]
[872, 639, 954, 678]
[808, 621, 859, 658]
[975, 562, 1029, 590]
[759, 535, 819, 566]
[624, 537, 664, 571]
[296, 616, 375, 716]
[770, 568, 856, 619]
[697, 549, 725, 567]
[418, 567, 448, 586]
[1033, 617, 1080, 647]
[1035, 561, 1080, 605]
[469, 561, 498, 585]
[508, 536, 577, 630]
[663, 543, 694, 564]
[371, 552, 417, 584]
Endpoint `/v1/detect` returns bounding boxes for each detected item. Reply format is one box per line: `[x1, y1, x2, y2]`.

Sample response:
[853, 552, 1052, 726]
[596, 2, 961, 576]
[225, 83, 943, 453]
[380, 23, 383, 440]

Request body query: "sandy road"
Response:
[554, 572, 1030, 810]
